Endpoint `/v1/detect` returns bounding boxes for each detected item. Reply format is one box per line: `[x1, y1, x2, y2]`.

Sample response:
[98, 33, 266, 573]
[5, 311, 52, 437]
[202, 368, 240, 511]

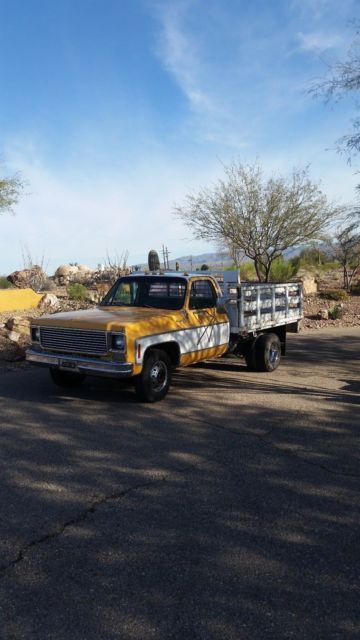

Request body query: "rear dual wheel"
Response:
[245, 333, 281, 372]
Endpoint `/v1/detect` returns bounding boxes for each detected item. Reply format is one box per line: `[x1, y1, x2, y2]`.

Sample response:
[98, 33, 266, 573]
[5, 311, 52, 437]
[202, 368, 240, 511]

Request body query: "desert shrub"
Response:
[328, 305, 344, 320]
[239, 262, 257, 280]
[321, 261, 341, 271]
[319, 289, 348, 301]
[0, 276, 12, 289]
[350, 281, 360, 295]
[269, 256, 299, 282]
[67, 283, 88, 300]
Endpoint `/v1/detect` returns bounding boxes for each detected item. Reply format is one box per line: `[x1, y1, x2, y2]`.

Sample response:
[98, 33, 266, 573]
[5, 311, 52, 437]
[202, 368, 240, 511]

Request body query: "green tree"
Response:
[175, 162, 340, 282]
[0, 172, 24, 215]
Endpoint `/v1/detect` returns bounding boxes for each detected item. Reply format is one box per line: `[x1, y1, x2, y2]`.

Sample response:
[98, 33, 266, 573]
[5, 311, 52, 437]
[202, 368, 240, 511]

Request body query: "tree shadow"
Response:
[0, 331, 359, 639]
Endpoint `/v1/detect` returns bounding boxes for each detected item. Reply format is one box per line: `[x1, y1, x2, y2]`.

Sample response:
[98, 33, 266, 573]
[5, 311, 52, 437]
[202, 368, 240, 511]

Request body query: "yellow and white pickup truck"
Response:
[27, 271, 303, 401]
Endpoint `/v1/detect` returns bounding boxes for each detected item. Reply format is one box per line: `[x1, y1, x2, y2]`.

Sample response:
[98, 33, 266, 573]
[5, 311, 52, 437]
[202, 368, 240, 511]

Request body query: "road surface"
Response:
[0, 327, 359, 639]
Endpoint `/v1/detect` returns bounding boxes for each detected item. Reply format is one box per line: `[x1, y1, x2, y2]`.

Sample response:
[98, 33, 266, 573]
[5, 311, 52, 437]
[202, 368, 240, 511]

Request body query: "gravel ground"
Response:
[302, 294, 360, 329]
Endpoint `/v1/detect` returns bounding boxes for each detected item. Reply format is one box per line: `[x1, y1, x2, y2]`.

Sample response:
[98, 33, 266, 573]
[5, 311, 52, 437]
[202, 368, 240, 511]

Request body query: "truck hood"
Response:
[35, 306, 180, 331]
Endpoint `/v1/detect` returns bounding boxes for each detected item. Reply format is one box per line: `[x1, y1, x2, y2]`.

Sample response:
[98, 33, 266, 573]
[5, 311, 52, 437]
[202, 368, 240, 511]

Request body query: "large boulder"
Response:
[54, 265, 79, 284]
[54, 264, 94, 284]
[7, 266, 47, 290]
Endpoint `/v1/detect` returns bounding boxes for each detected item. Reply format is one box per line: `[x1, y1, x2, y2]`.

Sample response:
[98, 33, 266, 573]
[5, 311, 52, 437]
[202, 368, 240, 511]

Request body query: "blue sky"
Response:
[1, 0, 359, 273]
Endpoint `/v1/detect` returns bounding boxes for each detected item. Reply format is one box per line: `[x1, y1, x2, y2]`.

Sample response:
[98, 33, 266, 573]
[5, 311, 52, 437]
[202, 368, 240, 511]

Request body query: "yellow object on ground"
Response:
[0, 289, 43, 313]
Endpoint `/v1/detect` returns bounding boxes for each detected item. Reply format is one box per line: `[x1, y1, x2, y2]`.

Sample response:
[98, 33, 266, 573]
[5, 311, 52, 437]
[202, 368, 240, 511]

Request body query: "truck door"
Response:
[182, 278, 229, 364]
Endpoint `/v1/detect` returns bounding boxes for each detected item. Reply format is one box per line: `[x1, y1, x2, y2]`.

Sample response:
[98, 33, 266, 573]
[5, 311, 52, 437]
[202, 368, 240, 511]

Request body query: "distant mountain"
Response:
[172, 248, 310, 269]
[137, 245, 309, 272]
[283, 245, 305, 258]
[170, 252, 233, 269]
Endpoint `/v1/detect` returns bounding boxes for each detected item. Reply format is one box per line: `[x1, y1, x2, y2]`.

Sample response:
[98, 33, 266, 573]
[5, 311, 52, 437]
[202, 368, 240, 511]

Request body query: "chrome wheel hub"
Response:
[149, 360, 167, 392]
[269, 343, 280, 366]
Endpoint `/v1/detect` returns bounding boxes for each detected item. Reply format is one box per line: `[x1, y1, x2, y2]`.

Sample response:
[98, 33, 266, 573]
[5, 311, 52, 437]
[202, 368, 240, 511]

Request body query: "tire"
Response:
[50, 368, 86, 388]
[134, 349, 172, 402]
[254, 333, 281, 372]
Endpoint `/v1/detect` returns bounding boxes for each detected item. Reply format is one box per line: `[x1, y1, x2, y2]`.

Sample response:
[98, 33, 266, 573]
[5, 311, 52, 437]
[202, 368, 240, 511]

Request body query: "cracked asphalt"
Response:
[0, 326, 359, 640]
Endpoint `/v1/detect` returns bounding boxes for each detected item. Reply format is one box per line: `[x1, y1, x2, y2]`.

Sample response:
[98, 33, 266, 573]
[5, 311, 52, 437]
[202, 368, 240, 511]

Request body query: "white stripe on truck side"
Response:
[135, 322, 230, 364]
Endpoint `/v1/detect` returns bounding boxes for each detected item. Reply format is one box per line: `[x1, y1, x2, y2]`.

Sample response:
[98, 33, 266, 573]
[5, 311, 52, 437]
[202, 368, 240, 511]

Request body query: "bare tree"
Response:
[175, 162, 341, 282]
[0, 172, 24, 215]
[227, 242, 244, 268]
[309, 22, 360, 158]
[333, 222, 360, 290]
[103, 250, 130, 282]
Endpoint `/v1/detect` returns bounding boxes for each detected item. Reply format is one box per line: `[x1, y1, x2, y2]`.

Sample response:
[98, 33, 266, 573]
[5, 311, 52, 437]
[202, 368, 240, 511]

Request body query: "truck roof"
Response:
[124, 271, 215, 281]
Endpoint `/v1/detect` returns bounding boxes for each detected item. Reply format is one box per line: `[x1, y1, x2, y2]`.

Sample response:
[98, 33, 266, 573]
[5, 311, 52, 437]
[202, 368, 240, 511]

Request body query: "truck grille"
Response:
[40, 327, 108, 356]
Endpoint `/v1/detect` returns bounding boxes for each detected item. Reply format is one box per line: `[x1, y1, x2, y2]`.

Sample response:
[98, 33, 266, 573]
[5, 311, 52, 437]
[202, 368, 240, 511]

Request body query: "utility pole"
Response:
[162, 245, 170, 270]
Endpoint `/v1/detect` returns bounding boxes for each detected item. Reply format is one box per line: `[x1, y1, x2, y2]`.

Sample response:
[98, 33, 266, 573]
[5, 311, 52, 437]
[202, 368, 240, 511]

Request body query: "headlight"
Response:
[111, 332, 126, 351]
[31, 326, 40, 342]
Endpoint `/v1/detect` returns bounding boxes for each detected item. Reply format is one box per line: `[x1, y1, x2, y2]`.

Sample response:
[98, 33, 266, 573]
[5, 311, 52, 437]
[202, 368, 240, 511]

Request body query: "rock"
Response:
[86, 290, 100, 303]
[6, 330, 21, 343]
[54, 265, 79, 284]
[54, 264, 94, 285]
[5, 317, 31, 336]
[38, 293, 60, 311]
[319, 308, 329, 320]
[77, 264, 93, 274]
[7, 266, 47, 290]
[4, 318, 31, 346]
[4, 317, 31, 345]
[300, 275, 318, 296]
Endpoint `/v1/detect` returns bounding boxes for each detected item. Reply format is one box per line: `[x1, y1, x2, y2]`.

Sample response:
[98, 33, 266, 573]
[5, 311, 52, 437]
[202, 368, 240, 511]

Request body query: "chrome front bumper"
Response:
[26, 349, 133, 378]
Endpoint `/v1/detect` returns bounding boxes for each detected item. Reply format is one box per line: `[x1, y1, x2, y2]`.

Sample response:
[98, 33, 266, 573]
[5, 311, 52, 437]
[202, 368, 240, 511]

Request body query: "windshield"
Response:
[100, 276, 188, 310]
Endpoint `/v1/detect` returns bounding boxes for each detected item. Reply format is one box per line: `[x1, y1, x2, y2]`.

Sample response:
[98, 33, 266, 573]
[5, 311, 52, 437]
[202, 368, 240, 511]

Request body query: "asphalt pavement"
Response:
[0, 326, 359, 640]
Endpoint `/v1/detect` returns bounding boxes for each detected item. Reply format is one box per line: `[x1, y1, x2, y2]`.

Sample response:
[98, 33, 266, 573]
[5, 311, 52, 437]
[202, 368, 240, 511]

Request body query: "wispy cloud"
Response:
[153, 1, 218, 114]
[147, 0, 360, 157]
[297, 30, 343, 54]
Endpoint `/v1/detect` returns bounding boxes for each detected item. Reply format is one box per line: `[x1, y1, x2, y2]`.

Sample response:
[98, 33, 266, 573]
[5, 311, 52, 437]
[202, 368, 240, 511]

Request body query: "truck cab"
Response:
[27, 273, 230, 402]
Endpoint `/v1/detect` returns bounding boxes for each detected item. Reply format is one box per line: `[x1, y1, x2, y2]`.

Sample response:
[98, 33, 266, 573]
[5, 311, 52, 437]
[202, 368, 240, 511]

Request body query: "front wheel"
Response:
[134, 349, 172, 402]
[50, 368, 86, 388]
[254, 333, 281, 372]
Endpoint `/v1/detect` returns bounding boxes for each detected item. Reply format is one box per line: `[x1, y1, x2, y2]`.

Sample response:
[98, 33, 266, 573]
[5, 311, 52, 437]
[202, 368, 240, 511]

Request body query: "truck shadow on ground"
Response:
[176, 363, 360, 405]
